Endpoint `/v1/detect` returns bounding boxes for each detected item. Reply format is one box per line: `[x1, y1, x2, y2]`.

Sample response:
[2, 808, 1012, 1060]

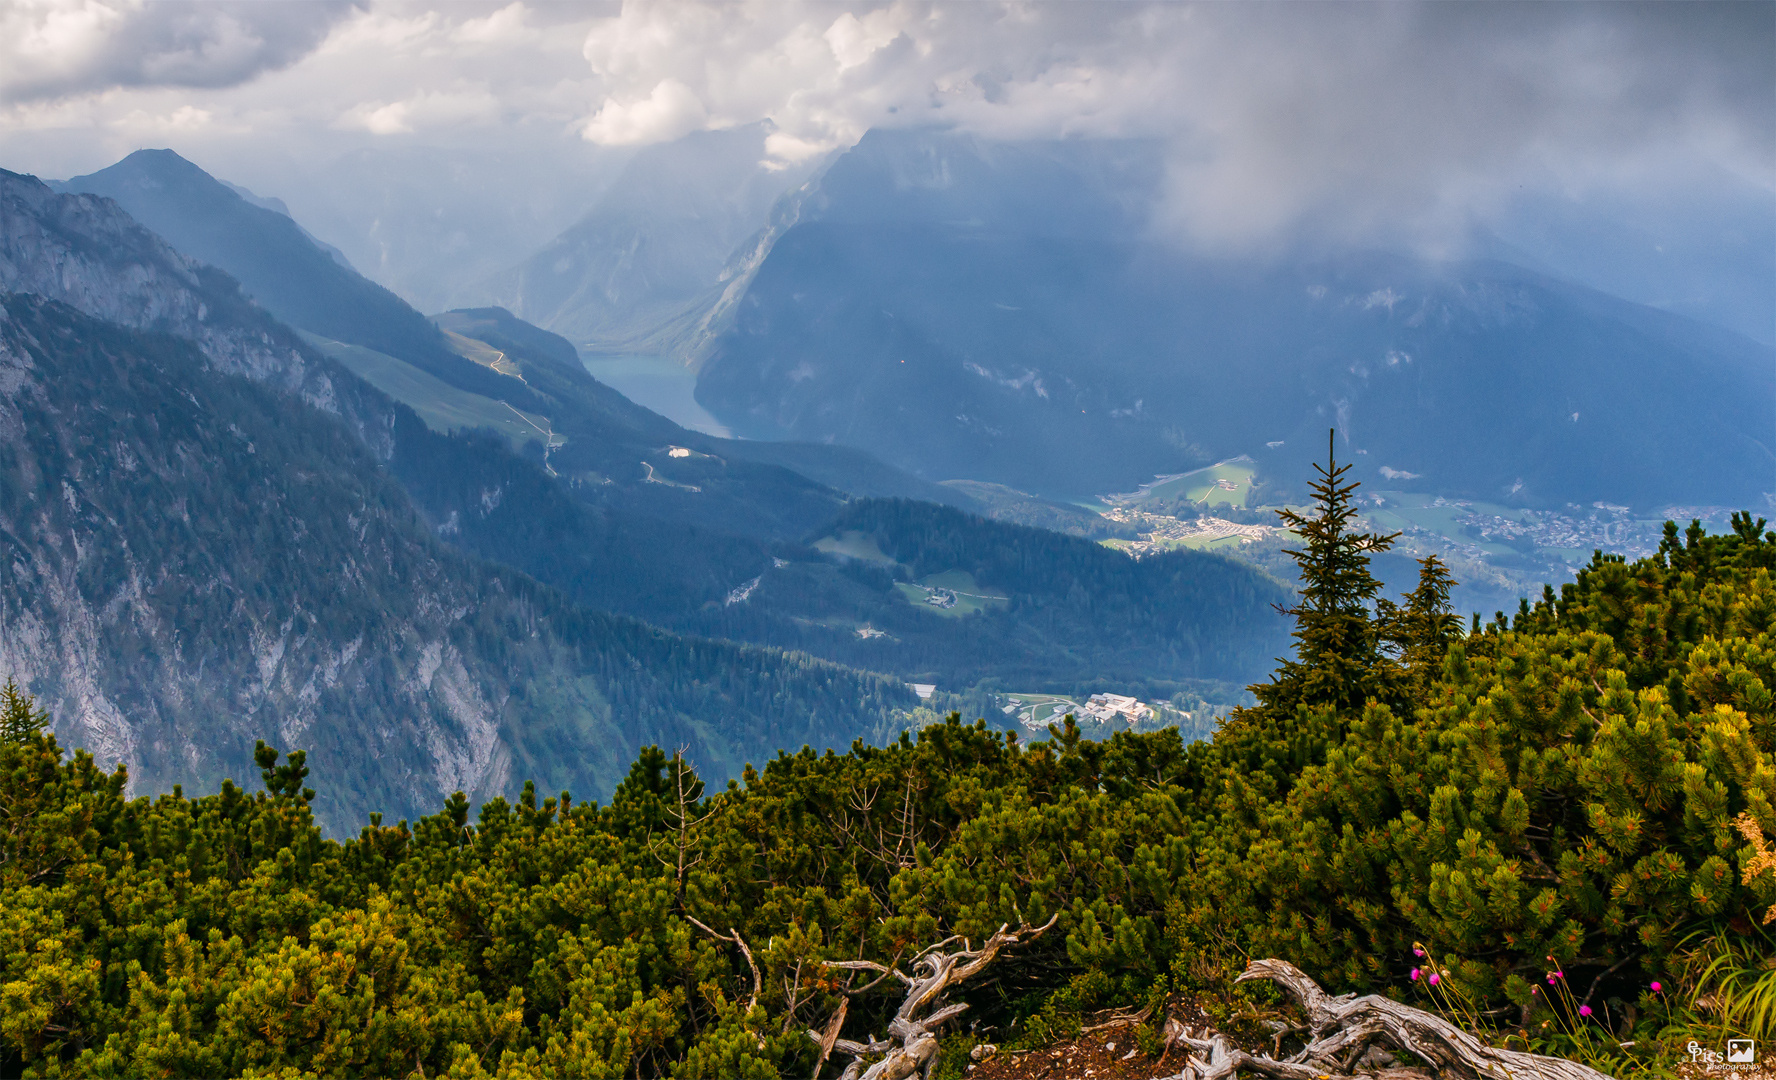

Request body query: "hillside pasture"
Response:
[305, 334, 551, 450]
[893, 569, 1009, 618]
[813, 530, 900, 566]
[1117, 459, 1259, 508]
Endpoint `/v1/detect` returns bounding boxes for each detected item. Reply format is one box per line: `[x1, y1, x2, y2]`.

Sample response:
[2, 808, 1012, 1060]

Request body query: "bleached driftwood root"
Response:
[808, 915, 1059, 1080]
[1149, 959, 1612, 1080]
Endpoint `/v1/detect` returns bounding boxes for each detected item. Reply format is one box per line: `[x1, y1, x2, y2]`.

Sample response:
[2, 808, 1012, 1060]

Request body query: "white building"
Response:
[1083, 693, 1154, 724]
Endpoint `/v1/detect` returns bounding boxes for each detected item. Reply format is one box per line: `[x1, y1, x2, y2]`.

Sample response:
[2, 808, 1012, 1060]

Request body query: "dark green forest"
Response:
[677, 498, 1292, 693]
[4, 438, 1774, 1077]
[400, 426, 1293, 692]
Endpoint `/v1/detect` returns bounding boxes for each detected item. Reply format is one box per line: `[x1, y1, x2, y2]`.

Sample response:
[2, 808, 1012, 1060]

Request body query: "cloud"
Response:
[338, 87, 502, 136]
[0, 0, 364, 104]
[0, 0, 1763, 312]
[570, 1, 1774, 249]
[582, 78, 708, 145]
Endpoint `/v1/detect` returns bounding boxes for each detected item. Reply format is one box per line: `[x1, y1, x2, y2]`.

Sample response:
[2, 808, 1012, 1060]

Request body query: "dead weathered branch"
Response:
[1238, 958, 1612, 1079]
[1145, 959, 1611, 1079]
[810, 915, 1059, 1080]
[1081, 1004, 1154, 1034]
[686, 915, 762, 1013]
[811, 1000, 849, 1079]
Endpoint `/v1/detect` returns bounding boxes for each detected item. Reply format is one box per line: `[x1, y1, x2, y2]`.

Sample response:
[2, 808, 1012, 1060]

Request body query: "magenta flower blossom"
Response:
[1410, 968, 1421, 981]
[1414, 947, 1425, 957]
[1579, 1005, 1592, 1017]
[1650, 981, 1662, 993]
[1531, 986, 1540, 996]
[1428, 973, 1441, 986]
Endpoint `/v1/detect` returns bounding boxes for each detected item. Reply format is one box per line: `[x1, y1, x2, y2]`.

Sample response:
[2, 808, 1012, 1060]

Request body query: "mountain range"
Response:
[8, 126, 1767, 829]
[1, 151, 1299, 827]
[0, 167, 922, 831]
[695, 130, 1775, 509]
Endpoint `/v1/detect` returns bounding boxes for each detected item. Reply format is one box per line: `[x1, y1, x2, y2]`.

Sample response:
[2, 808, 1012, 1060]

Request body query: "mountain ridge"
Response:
[694, 129, 1776, 509]
[0, 166, 918, 831]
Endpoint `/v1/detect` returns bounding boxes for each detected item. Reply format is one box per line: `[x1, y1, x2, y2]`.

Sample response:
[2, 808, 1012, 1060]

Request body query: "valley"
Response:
[987, 451, 1747, 624]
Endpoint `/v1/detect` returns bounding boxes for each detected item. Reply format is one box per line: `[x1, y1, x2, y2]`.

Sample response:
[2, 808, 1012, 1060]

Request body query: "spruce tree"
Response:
[1378, 554, 1462, 697]
[0, 678, 44, 743]
[1241, 430, 1400, 724]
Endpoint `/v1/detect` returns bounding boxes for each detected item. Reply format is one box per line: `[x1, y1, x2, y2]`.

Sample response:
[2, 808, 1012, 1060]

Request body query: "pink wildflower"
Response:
[1410, 968, 1420, 981]
[1579, 1005, 1592, 1017]
[1428, 973, 1441, 986]
[1650, 981, 1662, 993]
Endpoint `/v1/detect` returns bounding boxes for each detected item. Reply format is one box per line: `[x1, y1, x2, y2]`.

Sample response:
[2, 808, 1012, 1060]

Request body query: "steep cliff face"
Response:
[0, 294, 523, 828]
[0, 168, 349, 416]
[0, 170, 915, 832]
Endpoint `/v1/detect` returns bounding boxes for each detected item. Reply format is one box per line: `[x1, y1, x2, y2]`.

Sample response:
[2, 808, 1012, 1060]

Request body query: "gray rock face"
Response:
[0, 288, 516, 830]
[3, 171, 314, 389]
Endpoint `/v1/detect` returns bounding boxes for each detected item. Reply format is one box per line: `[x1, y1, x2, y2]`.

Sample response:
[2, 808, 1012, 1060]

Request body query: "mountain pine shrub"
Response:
[1, 446, 1772, 1074]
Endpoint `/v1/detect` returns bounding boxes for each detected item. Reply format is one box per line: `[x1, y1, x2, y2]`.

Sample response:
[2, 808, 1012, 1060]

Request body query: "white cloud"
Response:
[582, 78, 707, 145]
[0, 0, 1764, 303]
[339, 87, 502, 135]
[452, 2, 537, 46]
[567, 1, 1773, 248]
[0, 0, 362, 104]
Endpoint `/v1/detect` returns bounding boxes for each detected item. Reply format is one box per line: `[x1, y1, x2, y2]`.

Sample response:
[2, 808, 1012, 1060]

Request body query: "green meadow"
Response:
[811, 529, 898, 565]
[893, 569, 1008, 618]
[1121, 458, 1259, 508]
[301, 334, 557, 451]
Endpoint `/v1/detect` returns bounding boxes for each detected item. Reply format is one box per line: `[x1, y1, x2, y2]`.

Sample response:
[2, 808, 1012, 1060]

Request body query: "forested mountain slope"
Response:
[5, 487, 1770, 1077]
[56, 152, 975, 614]
[698, 129, 1775, 508]
[0, 168, 916, 831]
[674, 498, 1292, 692]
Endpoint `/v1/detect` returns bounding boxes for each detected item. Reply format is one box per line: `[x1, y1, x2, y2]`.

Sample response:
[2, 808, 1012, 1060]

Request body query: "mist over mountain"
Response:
[57, 150, 964, 531]
[239, 143, 629, 317]
[483, 126, 821, 356]
[58, 150, 482, 385]
[1472, 171, 1776, 347]
[697, 129, 1775, 509]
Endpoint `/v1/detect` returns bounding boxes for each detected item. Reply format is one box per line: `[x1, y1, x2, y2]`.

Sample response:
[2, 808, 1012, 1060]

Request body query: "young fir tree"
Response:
[1259, 431, 1400, 715]
[1377, 554, 1463, 697]
[0, 678, 44, 743]
[1228, 431, 1401, 767]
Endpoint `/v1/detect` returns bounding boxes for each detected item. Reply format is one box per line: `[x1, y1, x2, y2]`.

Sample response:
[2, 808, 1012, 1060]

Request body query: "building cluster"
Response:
[1079, 693, 1154, 724]
[1102, 508, 1278, 559]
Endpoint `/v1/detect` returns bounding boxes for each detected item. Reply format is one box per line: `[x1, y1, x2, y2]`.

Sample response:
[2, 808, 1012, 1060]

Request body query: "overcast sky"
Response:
[0, 1, 1770, 312]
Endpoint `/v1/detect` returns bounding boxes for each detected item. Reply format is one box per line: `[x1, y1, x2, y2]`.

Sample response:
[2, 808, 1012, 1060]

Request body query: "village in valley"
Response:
[1000, 691, 1215, 733]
